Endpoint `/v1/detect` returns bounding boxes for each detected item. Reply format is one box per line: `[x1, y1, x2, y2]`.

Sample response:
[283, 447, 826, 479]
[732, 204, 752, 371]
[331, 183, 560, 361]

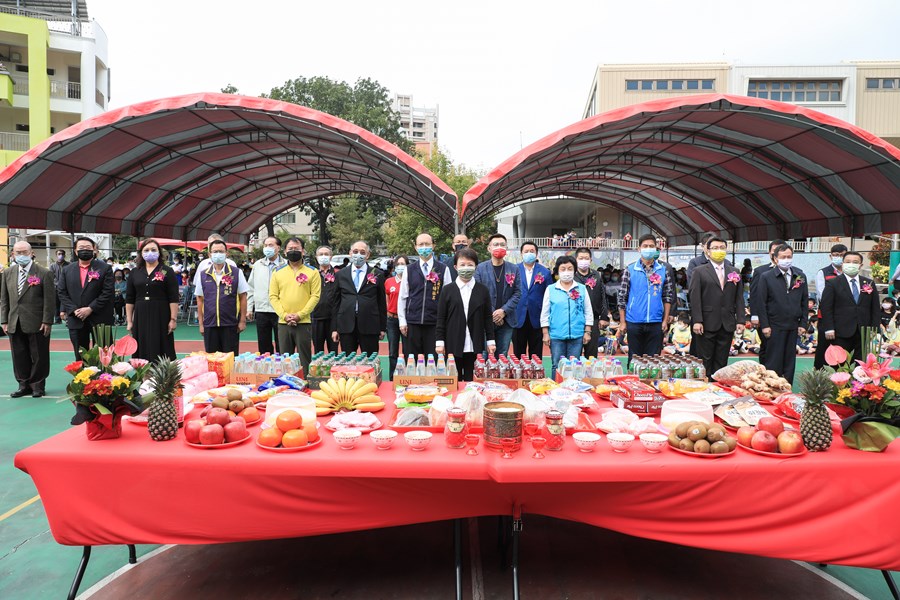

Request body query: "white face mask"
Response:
[577, 259, 591, 271]
[317, 255, 331, 266]
[777, 258, 792, 270]
[559, 271, 575, 283]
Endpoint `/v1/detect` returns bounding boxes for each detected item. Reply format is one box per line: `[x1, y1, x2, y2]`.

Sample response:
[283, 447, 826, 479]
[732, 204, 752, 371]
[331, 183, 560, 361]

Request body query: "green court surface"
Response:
[0, 351, 896, 599]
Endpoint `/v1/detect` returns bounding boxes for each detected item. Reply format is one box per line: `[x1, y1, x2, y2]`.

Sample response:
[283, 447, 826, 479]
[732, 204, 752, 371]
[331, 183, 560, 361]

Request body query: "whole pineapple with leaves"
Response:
[147, 357, 183, 442]
[798, 369, 834, 452]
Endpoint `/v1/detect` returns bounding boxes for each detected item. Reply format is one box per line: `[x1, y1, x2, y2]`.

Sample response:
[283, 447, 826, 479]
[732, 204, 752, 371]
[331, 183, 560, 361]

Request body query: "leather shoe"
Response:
[10, 388, 32, 398]
[32, 390, 45, 398]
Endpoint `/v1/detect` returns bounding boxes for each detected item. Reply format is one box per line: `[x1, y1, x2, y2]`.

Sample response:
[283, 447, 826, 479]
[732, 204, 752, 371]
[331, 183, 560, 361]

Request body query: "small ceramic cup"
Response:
[404, 430, 433, 451]
[572, 431, 601, 452]
[370, 429, 398, 450]
[333, 429, 362, 450]
[639, 432, 668, 453]
[607, 432, 635, 452]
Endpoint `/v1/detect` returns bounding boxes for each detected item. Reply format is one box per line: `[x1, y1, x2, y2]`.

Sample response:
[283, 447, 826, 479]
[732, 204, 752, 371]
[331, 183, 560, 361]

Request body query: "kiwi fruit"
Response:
[678, 438, 695, 452]
[706, 428, 726, 443]
[707, 423, 726, 434]
[693, 439, 711, 453]
[687, 424, 708, 442]
[211, 397, 229, 409]
[710, 441, 730, 454]
[723, 436, 737, 451]
[228, 400, 245, 413]
[668, 431, 682, 447]
[243, 398, 255, 409]
[226, 388, 244, 402]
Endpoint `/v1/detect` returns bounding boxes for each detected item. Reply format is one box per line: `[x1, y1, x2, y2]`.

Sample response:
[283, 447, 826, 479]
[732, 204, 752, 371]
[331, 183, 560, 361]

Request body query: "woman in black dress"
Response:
[126, 238, 178, 362]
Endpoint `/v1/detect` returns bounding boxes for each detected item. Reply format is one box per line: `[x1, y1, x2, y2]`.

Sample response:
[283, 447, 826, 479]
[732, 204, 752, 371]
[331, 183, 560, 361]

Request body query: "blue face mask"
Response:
[263, 247, 276, 259]
[831, 256, 843, 268]
[522, 252, 537, 264]
[640, 248, 657, 260]
[14, 255, 31, 266]
[211, 252, 227, 265]
[350, 254, 366, 267]
[417, 246, 433, 258]
[394, 265, 406, 275]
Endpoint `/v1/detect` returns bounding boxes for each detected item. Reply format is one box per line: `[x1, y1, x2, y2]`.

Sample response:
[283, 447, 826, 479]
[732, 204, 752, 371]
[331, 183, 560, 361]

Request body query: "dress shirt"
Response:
[523, 264, 534, 288]
[397, 256, 453, 327]
[825, 273, 860, 337]
[435, 277, 495, 352]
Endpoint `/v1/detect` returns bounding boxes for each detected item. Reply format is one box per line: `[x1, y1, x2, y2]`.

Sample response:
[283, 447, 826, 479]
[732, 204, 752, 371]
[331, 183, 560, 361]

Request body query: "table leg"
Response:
[67, 546, 91, 600]
[511, 505, 523, 600]
[128, 544, 137, 565]
[883, 570, 899, 600]
[454, 519, 463, 600]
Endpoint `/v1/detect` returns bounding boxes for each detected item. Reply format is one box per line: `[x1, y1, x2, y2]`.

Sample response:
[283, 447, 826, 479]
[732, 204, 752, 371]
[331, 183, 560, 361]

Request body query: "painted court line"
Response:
[0, 495, 41, 522]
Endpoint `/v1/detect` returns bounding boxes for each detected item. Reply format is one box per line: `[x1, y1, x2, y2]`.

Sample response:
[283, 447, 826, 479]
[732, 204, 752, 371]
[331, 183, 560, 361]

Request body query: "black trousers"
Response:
[69, 326, 92, 360]
[693, 326, 733, 377]
[813, 334, 831, 370]
[582, 320, 602, 358]
[832, 332, 862, 365]
[406, 323, 436, 358]
[626, 321, 664, 368]
[254, 311, 280, 355]
[203, 326, 240, 355]
[458, 352, 477, 382]
[312, 317, 339, 354]
[513, 319, 543, 359]
[762, 327, 798, 383]
[10, 329, 50, 391]
[339, 332, 380, 355]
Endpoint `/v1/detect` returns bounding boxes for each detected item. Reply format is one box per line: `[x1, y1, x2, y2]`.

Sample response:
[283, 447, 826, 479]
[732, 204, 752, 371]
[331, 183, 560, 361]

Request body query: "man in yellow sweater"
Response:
[269, 237, 321, 376]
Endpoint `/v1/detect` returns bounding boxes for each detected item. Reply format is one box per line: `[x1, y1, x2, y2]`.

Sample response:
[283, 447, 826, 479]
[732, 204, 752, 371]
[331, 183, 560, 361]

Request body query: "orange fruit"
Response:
[241, 407, 260, 423]
[276, 410, 303, 432]
[227, 410, 236, 418]
[302, 421, 319, 443]
[258, 428, 283, 448]
[282, 429, 309, 448]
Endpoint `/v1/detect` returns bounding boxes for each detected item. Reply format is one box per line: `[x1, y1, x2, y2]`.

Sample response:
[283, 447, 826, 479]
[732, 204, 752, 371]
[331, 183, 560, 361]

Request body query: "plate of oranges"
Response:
[256, 409, 322, 452]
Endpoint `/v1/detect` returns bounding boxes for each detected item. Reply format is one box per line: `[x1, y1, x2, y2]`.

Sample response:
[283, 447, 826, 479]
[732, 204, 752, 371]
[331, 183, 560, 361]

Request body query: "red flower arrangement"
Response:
[792, 277, 804, 290]
[152, 271, 165, 282]
[295, 273, 308, 285]
[83, 379, 113, 397]
[367, 273, 378, 285]
[727, 272, 741, 284]
[505, 273, 516, 287]
[534, 274, 545, 285]
[324, 272, 335, 283]
[648, 273, 662, 286]
[568, 288, 581, 301]
[861, 283, 873, 295]
[27, 275, 41, 286]
[585, 277, 596, 289]
[86, 270, 100, 282]
[426, 271, 440, 284]
[221, 274, 233, 287]
[64, 360, 83, 374]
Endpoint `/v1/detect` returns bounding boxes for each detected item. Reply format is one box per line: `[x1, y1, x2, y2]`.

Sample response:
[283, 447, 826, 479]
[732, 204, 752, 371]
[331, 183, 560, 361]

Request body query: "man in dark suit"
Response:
[443, 233, 470, 281]
[757, 244, 808, 383]
[574, 247, 610, 357]
[331, 240, 386, 354]
[813, 243, 847, 368]
[686, 232, 732, 285]
[688, 236, 745, 376]
[398, 232, 453, 358]
[819, 251, 881, 361]
[57, 236, 115, 360]
[473, 233, 521, 357]
[1, 241, 56, 397]
[49, 249, 68, 324]
[748, 238, 785, 364]
[436, 248, 496, 381]
[513, 241, 552, 358]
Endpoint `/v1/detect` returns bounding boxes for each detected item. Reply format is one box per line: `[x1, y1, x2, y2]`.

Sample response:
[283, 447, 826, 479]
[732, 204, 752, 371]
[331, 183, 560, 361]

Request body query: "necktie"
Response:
[851, 279, 859, 304]
[423, 261, 429, 276]
[717, 266, 724, 289]
[354, 269, 361, 291]
[785, 271, 791, 291]
[17, 267, 27, 295]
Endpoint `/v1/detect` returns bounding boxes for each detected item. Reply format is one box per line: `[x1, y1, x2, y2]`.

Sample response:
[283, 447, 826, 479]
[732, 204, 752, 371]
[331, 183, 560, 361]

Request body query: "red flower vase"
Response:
[85, 406, 129, 440]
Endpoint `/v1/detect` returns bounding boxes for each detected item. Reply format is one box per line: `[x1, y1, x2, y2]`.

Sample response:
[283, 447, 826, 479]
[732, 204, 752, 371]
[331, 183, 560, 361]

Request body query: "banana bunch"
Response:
[311, 377, 384, 416]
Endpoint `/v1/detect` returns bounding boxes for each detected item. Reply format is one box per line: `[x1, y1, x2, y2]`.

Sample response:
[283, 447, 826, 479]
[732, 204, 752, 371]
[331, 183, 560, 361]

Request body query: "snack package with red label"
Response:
[774, 392, 805, 420]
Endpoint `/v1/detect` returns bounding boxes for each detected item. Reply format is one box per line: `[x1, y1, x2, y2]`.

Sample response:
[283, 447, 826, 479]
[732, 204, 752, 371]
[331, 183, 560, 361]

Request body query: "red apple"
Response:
[199, 424, 225, 445]
[224, 420, 247, 443]
[777, 430, 804, 454]
[200, 405, 210, 419]
[184, 418, 206, 444]
[206, 407, 231, 427]
[757, 416, 784, 437]
[737, 426, 757, 447]
[750, 430, 778, 452]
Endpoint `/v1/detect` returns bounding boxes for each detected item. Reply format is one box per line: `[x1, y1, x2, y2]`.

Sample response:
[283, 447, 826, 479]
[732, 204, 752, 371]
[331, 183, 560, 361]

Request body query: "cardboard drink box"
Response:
[610, 390, 665, 413]
[231, 368, 304, 387]
[392, 375, 458, 390]
[472, 378, 540, 390]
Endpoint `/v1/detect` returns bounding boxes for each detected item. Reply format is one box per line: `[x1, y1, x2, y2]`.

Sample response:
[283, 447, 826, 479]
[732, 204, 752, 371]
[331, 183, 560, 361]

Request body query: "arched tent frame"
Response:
[461, 94, 900, 244]
[0, 93, 458, 242]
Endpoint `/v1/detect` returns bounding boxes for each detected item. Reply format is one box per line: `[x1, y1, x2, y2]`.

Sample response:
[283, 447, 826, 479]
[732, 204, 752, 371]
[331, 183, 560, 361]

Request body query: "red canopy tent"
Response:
[0, 93, 458, 241]
[461, 94, 900, 244]
[151, 238, 246, 252]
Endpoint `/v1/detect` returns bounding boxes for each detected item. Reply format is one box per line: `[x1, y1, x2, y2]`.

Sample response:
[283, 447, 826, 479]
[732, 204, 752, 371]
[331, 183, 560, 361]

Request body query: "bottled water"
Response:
[394, 358, 405, 377]
[447, 355, 458, 378]
[407, 354, 416, 374]
[611, 359, 624, 377]
[573, 360, 585, 380]
[426, 355, 436, 376]
[416, 356, 426, 376]
[557, 357, 568, 378]
[436, 354, 447, 375]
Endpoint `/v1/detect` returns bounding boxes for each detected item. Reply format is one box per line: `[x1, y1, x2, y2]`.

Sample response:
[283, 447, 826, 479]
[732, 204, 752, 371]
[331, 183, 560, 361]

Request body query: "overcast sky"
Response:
[88, 0, 900, 174]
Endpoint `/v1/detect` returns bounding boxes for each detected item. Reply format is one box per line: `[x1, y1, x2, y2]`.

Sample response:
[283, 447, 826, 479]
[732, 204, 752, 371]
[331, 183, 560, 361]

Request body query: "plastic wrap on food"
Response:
[559, 378, 595, 393]
[429, 395, 454, 429]
[528, 378, 559, 394]
[593, 383, 620, 398]
[597, 408, 640, 433]
[394, 407, 431, 427]
[403, 385, 441, 403]
[774, 392, 805, 419]
[656, 378, 710, 398]
[507, 388, 550, 424]
[454, 390, 486, 427]
[563, 405, 581, 429]
[483, 384, 514, 403]
[326, 411, 381, 431]
[464, 382, 486, 394]
[711, 360, 765, 386]
[627, 417, 659, 436]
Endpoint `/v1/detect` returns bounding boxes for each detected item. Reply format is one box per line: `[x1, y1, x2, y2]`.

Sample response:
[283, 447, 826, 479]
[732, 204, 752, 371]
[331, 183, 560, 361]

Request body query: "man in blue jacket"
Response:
[617, 234, 674, 367]
[474, 233, 521, 357]
[513, 241, 551, 358]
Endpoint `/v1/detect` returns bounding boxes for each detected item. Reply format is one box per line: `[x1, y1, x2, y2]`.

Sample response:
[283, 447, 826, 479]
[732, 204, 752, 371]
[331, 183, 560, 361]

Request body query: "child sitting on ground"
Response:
[663, 314, 692, 355]
[883, 313, 900, 356]
[739, 321, 761, 354]
[797, 317, 817, 355]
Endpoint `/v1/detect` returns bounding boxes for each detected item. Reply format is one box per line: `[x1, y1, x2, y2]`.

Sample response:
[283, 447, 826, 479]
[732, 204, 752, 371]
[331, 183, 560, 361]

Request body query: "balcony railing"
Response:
[13, 76, 82, 100]
[0, 131, 29, 151]
[95, 88, 104, 107]
[0, 6, 92, 37]
[502, 237, 840, 253]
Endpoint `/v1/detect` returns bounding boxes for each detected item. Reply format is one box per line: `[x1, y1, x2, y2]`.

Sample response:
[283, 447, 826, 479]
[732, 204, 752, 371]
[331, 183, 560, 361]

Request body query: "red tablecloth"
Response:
[14, 383, 900, 571]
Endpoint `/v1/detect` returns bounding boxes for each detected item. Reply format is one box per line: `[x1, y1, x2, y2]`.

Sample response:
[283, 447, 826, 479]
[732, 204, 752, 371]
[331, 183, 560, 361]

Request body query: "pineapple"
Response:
[798, 369, 834, 452]
[147, 357, 183, 442]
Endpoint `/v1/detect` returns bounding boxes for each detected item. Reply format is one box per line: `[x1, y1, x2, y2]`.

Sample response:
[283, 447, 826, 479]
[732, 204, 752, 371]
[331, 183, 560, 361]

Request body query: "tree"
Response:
[221, 84, 239, 94]
[262, 76, 411, 244]
[329, 196, 383, 253]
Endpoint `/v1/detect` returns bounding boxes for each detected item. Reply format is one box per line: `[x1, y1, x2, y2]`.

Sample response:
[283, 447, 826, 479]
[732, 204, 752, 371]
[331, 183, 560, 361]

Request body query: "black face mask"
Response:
[285, 250, 303, 263]
[77, 250, 94, 261]
[454, 244, 467, 252]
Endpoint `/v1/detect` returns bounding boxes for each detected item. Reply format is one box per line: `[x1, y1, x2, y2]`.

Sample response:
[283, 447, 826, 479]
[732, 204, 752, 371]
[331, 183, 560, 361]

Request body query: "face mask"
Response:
[142, 251, 159, 263]
[611, 276, 619, 282]
[577, 259, 591, 271]
[211, 252, 227, 265]
[491, 247, 507, 260]
[709, 250, 727, 263]
[115, 276, 123, 281]
[316, 255, 330, 266]
[522, 252, 537, 265]
[14, 255, 31, 266]
[417, 246, 433, 258]
[263, 247, 277, 259]
[777, 258, 792, 270]
[842, 263, 860, 277]
[640, 248, 656, 260]
[77, 249, 94, 261]
[57, 255, 64, 262]
[559, 271, 575, 283]
[394, 265, 406, 276]
[831, 256, 844, 268]
[285, 250, 303, 263]
[350, 254, 366, 267]
[457, 266, 475, 281]
[454, 244, 467, 252]
[883, 303, 893, 310]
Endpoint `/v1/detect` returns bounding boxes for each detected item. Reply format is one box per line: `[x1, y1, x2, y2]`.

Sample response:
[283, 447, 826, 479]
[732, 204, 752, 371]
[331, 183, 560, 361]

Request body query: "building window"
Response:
[747, 79, 843, 102]
[866, 78, 879, 89]
[656, 80, 668, 90]
[641, 80, 653, 90]
[672, 80, 683, 90]
[686, 80, 699, 90]
[701, 79, 714, 90]
[274, 212, 295, 225]
[627, 78, 716, 92]
[15, 123, 29, 131]
[865, 78, 900, 90]
[626, 80, 638, 91]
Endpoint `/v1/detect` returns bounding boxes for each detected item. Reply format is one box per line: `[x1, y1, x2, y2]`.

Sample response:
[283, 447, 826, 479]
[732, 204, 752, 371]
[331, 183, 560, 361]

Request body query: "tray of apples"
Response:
[184, 406, 252, 448]
[735, 416, 806, 457]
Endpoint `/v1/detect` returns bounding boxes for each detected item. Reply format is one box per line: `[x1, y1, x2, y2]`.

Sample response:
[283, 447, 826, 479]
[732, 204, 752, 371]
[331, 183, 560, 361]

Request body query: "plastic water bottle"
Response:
[406, 354, 415, 374]
[611, 359, 624, 377]
[436, 354, 447, 375]
[447, 355, 458, 378]
[573, 360, 585, 380]
[394, 357, 405, 377]
[557, 357, 568, 378]
[416, 356, 426, 376]
[426, 355, 436, 376]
